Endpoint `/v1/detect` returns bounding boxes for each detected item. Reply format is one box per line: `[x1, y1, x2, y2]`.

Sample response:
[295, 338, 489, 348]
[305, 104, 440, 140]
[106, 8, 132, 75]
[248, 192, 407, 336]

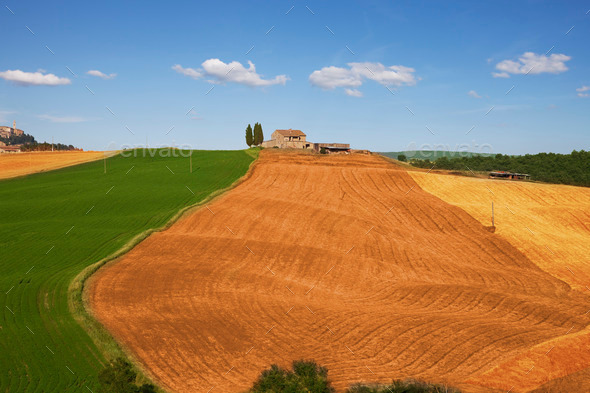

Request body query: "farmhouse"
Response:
[261, 129, 312, 149]
[489, 171, 531, 180]
[261, 129, 351, 153]
[0, 145, 22, 153]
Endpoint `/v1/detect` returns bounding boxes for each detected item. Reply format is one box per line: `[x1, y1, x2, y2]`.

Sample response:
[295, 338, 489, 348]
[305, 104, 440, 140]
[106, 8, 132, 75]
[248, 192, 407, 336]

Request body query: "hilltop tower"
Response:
[12, 120, 16, 134]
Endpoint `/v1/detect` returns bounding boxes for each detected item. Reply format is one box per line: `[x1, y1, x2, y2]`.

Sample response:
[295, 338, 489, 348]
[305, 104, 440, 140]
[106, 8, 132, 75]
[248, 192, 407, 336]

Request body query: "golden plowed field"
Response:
[0, 151, 107, 179]
[90, 152, 590, 393]
[409, 171, 590, 392]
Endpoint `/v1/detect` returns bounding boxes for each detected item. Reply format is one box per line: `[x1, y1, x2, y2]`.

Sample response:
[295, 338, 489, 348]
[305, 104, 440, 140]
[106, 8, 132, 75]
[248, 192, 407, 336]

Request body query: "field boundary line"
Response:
[67, 148, 261, 390]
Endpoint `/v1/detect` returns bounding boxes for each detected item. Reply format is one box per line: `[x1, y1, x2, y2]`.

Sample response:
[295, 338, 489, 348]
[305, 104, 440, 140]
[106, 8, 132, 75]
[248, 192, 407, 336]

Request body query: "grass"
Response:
[380, 150, 495, 160]
[0, 148, 257, 393]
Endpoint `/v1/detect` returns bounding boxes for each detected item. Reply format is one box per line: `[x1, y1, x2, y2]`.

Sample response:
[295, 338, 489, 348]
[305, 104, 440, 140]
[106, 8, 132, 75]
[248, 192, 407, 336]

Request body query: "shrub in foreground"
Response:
[248, 360, 460, 393]
[248, 360, 335, 393]
[346, 379, 460, 393]
[98, 358, 156, 393]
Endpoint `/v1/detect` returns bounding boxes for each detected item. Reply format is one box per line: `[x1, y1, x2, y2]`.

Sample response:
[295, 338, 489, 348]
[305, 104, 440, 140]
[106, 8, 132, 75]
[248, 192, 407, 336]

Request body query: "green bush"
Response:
[247, 360, 459, 393]
[248, 360, 335, 393]
[346, 379, 459, 393]
[98, 358, 156, 393]
[398, 154, 407, 162]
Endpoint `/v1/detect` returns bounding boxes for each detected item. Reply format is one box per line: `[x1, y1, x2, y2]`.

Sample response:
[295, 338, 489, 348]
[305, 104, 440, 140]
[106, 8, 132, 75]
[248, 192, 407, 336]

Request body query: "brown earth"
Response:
[0, 151, 108, 179]
[89, 151, 590, 393]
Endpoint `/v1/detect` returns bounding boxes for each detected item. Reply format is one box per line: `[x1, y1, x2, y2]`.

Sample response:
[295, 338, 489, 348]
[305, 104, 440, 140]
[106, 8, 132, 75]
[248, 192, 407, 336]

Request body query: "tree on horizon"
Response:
[245, 124, 253, 147]
[253, 123, 264, 146]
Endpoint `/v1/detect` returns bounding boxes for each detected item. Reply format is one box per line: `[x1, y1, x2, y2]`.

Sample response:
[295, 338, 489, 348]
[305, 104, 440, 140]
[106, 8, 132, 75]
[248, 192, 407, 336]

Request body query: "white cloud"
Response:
[576, 85, 590, 98]
[0, 69, 71, 86]
[173, 59, 288, 87]
[467, 90, 481, 98]
[38, 114, 95, 123]
[345, 88, 363, 97]
[309, 62, 417, 96]
[493, 52, 571, 77]
[309, 66, 363, 89]
[172, 64, 203, 79]
[492, 72, 510, 78]
[87, 70, 117, 80]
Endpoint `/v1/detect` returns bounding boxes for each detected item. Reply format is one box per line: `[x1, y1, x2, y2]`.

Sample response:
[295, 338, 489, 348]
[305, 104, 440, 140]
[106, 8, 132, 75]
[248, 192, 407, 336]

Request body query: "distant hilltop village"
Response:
[0, 121, 24, 138]
[0, 121, 81, 153]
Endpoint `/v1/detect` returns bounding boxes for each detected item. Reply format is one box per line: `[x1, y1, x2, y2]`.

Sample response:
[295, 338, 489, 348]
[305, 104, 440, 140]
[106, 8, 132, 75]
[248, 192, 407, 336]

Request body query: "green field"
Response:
[380, 150, 495, 160]
[0, 149, 257, 392]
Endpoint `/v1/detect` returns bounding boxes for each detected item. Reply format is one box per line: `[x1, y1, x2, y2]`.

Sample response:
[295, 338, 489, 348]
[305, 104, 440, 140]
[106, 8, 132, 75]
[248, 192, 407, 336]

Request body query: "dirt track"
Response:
[0, 151, 107, 179]
[89, 151, 590, 393]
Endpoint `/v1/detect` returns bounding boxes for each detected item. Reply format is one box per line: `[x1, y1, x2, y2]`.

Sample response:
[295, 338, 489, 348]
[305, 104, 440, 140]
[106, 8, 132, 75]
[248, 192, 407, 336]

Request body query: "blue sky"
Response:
[1, 0, 589, 154]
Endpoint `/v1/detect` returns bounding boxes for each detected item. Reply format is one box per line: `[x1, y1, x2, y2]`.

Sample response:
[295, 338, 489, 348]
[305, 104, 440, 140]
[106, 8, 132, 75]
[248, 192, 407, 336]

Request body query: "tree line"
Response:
[0, 132, 81, 152]
[20, 142, 81, 152]
[245, 123, 264, 147]
[408, 150, 590, 187]
[0, 132, 36, 146]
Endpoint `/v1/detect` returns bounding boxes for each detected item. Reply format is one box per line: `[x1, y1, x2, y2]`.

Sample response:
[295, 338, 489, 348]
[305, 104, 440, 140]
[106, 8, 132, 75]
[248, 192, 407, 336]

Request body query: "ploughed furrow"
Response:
[90, 151, 590, 393]
[409, 170, 590, 391]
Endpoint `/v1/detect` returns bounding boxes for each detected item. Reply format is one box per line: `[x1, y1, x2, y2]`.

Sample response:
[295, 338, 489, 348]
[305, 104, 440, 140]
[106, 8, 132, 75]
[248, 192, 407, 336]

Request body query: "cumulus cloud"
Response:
[309, 62, 417, 96]
[467, 90, 481, 98]
[309, 66, 362, 89]
[576, 85, 590, 98]
[173, 59, 288, 87]
[38, 114, 94, 123]
[492, 72, 510, 78]
[345, 88, 363, 97]
[0, 69, 71, 86]
[493, 52, 571, 77]
[172, 64, 202, 79]
[87, 70, 117, 80]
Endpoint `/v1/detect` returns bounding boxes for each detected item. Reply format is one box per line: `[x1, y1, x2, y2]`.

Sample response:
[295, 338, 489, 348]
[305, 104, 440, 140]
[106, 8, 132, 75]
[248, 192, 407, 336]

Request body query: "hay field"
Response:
[0, 151, 109, 179]
[410, 171, 590, 392]
[90, 151, 590, 393]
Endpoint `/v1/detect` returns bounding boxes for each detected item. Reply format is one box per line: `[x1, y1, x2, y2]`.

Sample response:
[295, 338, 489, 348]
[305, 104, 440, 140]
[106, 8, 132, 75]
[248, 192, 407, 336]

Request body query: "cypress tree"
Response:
[245, 124, 253, 147]
[253, 122, 261, 146]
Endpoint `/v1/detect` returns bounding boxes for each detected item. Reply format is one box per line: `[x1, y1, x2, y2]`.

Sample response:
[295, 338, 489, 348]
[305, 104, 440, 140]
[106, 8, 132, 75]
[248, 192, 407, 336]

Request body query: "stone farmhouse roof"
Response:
[275, 129, 306, 137]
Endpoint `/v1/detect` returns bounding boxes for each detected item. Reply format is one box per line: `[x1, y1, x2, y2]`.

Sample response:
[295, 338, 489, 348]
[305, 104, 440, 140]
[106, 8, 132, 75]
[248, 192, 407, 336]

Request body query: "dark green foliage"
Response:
[398, 154, 407, 162]
[0, 132, 80, 150]
[320, 147, 327, 154]
[249, 360, 335, 393]
[20, 142, 79, 151]
[253, 122, 264, 146]
[98, 358, 157, 393]
[0, 132, 36, 145]
[246, 124, 254, 147]
[381, 151, 494, 160]
[409, 150, 590, 187]
[346, 379, 459, 393]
